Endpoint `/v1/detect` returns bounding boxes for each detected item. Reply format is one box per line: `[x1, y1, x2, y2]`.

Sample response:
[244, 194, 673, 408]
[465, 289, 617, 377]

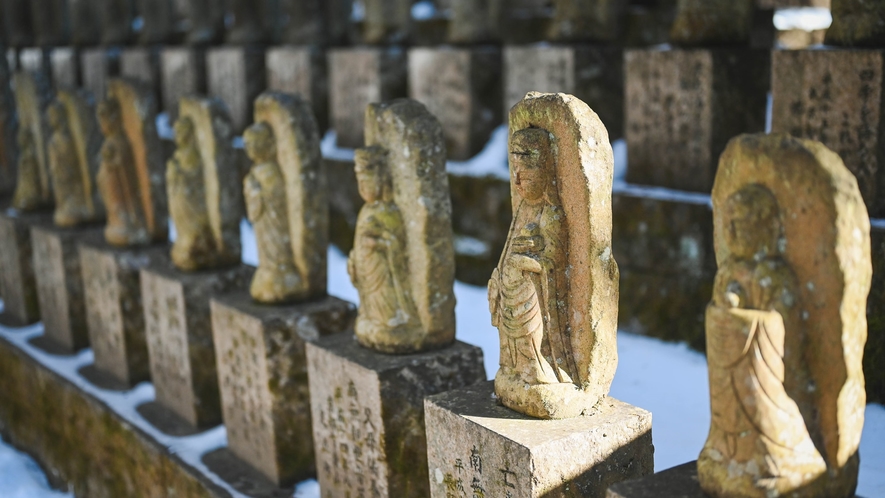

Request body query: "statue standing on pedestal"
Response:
[97, 98, 145, 246]
[12, 127, 41, 211]
[167, 117, 214, 269]
[11, 71, 53, 212]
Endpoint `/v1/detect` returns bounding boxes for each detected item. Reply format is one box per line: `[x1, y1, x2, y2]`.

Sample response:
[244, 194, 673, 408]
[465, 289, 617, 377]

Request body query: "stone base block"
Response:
[425, 381, 654, 498]
[328, 47, 407, 148]
[209, 291, 355, 487]
[31, 224, 103, 353]
[120, 47, 161, 107]
[50, 47, 79, 88]
[79, 235, 168, 388]
[207, 46, 266, 133]
[161, 47, 207, 120]
[266, 46, 328, 131]
[606, 462, 703, 497]
[141, 261, 253, 430]
[0, 210, 52, 326]
[307, 334, 486, 497]
[624, 48, 769, 192]
[408, 46, 501, 160]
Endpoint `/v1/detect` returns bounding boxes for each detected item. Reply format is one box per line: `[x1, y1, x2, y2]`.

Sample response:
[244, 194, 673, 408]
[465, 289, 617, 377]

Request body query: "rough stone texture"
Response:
[80, 48, 119, 102]
[279, 0, 351, 46]
[700, 134, 869, 497]
[362, 0, 412, 44]
[266, 46, 328, 132]
[498, 0, 553, 44]
[69, 0, 101, 46]
[2, 0, 34, 47]
[12, 70, 53, 212]
[771, 49, 885, 216]
[181, 0, 225, 45]
[504, 44, 624, 139]
[408, 47, 501, 161]
[307, 333, 485, 497]
[32, 225, 102, 353]
[137, 0, 177, 44]
[0, 211, 50, 325]
[201, 448, 300, 497]
[207, 46, 266, 133]
[79, 235, 168, 388]
[625, 48, 770, 192]
[425, 381, 654, 498]
[226, 0, 274, 44]
[160, 47, 206, 120]
[606, 461, 706, 498]
[0, 47, 16, 196]
[99, 0, 135, 45]
[826, 0, 885, 47]
[120, 47, 161, 109]
[19, 48, 50, 81]
[447, 0, 501, 44]
[246, 92, 327, 303]
[0, 335, 235, 497]
[350, 100, 457, 353]
[549, 0, 628, 42]
[669, 0, 755, 46]
[327, 47, 407, 149]
[31, 0, 69, 47]
[50, 47, 79, 88]
[210, 291, 356, 487]
[141, 261, 251, 429]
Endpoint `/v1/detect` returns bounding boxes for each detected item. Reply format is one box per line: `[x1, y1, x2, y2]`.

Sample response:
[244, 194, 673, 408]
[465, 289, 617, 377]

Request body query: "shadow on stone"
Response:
[27, 334, 77, 356]
[0, 312, 37, 328]
[77, 364, 131, 391]
[201, 447, 302, 498]
[135, 401, 209, 437]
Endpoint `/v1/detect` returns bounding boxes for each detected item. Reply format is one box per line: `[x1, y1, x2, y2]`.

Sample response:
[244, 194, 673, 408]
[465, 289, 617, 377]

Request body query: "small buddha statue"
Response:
[11, 127, 43, 211]
[47, 101, 90, 227]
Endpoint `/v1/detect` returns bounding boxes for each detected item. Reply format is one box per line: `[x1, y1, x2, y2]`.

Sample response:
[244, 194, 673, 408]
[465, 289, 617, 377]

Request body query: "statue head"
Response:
[97, 98, 122, 135]
[47, 101, 67, 131]
[510, 128, 553, 205]
[243, 122, 276, 163]
[173, 116, 196, 148]
[723, 184, 783, 260]
[355, 145, 392, 203]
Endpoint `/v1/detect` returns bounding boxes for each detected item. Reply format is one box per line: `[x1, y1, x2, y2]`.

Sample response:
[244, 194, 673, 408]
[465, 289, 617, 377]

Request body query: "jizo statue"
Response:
[97, 98, 145, 245]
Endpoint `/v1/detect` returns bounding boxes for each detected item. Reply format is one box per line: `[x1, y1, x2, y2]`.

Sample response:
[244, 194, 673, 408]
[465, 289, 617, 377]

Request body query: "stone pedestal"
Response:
[408, 46, 501, 160]
[120, 47, 161, 106]
[772, 49, 885, 216]
[31, 224, 103, 353]
[50, 47, 79, 88]
[624, 48, 769, 192]
[79, 236, 168, 388]
[307, 334, 486, 497]
[0, 210, 51, 325]
[209, 291, 355, 487]
[160, 47, 206, 119]
[19, 47, 49, 79]
[328, 47, 407, 149]
[206, 46, 265, 133]
[425, 381, 654, 498]
[139, 261, 252, 430]
[504, 44, 624, 140]
[80, 48, 119, 101]
[606, 462, 703, 497]
[266, 46, 328, 131]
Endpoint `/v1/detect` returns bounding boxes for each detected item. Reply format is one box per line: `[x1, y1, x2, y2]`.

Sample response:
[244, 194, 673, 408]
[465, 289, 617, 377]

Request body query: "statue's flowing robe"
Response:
[168, 144, 215, 267]
[49, 127, 88, 223]
[98, 132, 145, 244]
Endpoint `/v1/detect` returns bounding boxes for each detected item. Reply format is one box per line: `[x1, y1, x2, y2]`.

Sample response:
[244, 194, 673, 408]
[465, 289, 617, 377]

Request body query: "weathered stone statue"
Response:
[48, 90, 103, 227]
[96, 79, 167, 247]
[699, 133, 870, 498]
[245, 92, 327, 303]
[167, 97, 241, 271]
[12, 127, 42, 210]
[489, 92, 619, 420]
[11, 71, 52, 211]
[348, 99, 456, 353]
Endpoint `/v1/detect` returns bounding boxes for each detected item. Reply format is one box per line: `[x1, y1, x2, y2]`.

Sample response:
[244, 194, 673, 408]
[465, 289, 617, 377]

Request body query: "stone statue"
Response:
[12, 126, 42, 210]
[348, 99, 455, 354]
[489, 92, 619, 420]
[699, 133, 870, 498]
[11, 71, 53, 211]
[167, 97, 241, 271]
[96, 79, 167, 247]
[48, 90, 103, 227]
[246, 92, 327, 303]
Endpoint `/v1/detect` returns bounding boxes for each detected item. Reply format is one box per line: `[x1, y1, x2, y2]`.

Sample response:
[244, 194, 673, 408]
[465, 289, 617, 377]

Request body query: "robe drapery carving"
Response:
[11, 71, 53, 211]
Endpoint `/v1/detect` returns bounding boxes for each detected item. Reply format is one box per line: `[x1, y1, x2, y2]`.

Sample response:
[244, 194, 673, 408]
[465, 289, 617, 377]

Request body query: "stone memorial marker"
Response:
[328, 47, 406, 149]
[207, 46, 265, 133]
[771, 49, 885, 216]
[209, 91, 352, 486]
[425, 92, 654, 497]
[826, 0, 885, 47]
[80, 48, 119, 106]
[32, 89, 104, 353]
[266, 46, 328, 132]
[498, 0, 552, 44]
[140, 96, 248, 430]
[0, 71, 53, 325]
[698, 133, 869, 497]
[50, 47, 79, 88]
[447, 0, 501, 44]
[181, 0, 225, 45]
[31, 0, 70, 48]
[504, 45, 623, 140]
[99, 0, 135, 45]
[19, 48, 50, 82]
[160, 47, 205, 119]
[69, 0, 101, 46]
[408, 47, 501, 161]
[362, 0, 411, 44]
[120, 47, 161, 109]
[226, 0, 272, 45]
[624, 48, 769, 192]
[2, 0, 34, 47]
[548, 0, 628, 42]
[670, 0, 755, 46]
[307, 99, 486, 497]
[0, 52, 16, 197]
[79, 78, 168, 388]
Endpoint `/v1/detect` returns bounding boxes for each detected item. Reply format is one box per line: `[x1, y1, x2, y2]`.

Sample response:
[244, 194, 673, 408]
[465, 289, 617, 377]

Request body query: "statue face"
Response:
[355, 146, 389, 203]
[723, 185, 781, 260]
[510, 129, 551, 204]
[244, 123, 274, 162]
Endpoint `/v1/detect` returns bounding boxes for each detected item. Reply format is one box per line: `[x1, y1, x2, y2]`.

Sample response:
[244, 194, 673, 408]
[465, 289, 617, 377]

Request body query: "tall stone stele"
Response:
[489, 91, 620, 420]
[699, 133, 870, 497]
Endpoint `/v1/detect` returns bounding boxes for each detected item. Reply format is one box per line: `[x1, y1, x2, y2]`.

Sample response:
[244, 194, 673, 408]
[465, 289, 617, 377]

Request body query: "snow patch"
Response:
[774, 7, 832, 32]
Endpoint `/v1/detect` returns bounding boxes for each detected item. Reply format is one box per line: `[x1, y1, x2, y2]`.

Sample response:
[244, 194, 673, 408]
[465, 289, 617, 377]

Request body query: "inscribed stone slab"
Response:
[307, 333, 485, 497]
[50, 47, 78, 88]
[160, 47, 205, 119]
[425, 381, 654, 498]
[210, 291, 355, 487]
[0, 210, 50, 325]
[206, 46, 265, 133]
[266, 46, 328, 132]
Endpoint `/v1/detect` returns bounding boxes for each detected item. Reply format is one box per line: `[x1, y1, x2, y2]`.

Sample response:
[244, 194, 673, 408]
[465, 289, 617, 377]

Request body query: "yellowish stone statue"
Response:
[489, 92, 619, 420]
[12, 127, 43, 211]
[699, 133, 870, 498]
[11, 71, 53, 211]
